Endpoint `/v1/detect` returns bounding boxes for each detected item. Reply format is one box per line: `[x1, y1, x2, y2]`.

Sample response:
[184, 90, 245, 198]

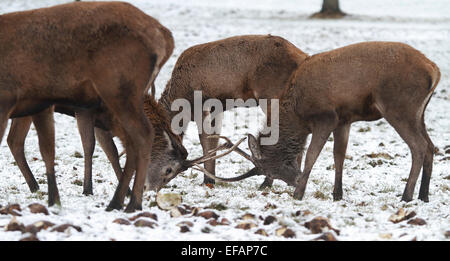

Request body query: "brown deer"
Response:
[199, 41, 441, 203]
[158, 34, 309, 188]
[7, 106, 125, 197]
[0, 1, 175, 212]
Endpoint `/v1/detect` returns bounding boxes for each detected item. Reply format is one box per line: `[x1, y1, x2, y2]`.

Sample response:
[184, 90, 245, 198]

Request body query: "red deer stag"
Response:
[157, 35, 309, 188]
[200, 42, 440, 202]
[0, 2, 174, 212]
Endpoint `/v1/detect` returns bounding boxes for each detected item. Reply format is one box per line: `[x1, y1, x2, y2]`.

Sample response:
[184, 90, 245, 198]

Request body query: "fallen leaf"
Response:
[235, 222, 256, 230]
[33, 220, 55, 231]
[197, 211, 219, 220]
[220, 218, 231, 225]
[0, 204, 22, 216]
[407, 218, 426, 226]
[201, 227, 211, 233]
[113, 218, 131, 225]
[28, 203, 49, 215]
[275, 227, 296, 238]
[255, 229, 268, 237]
[304, 216, 340, 235]
[51, 224, 82, 233]
[379, 233, 392, 239]
[129, 212, 158, 222]
[180, 226, 190, 233]
[366, 152, 393, 160]
[133, 219, 157, 228]
[263, 216, 277, 225]
[5, 217, 25, 233]
[313, 232, 338, 241]
[389, 208, 416, 224]
[241, 213, 256, 221]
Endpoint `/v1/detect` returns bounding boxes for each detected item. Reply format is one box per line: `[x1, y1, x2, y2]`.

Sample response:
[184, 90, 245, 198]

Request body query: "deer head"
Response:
[246, 134, 300, 186]
[141, 96, 188, 191]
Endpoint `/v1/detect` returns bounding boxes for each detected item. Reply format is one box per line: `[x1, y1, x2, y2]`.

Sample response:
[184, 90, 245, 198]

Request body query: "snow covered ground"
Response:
[0, 0, 449, 241]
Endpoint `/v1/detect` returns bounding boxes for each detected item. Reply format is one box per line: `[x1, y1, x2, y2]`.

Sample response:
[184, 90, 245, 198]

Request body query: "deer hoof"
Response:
[124, 203, 142, 213]
[82, 189, 93, 196]
[401, 194, 413, 202]
[106, 201, 122, 212]
[333, 193, 342, 201]
[258, 182, 272, 190]
[124, 195, 142, 213]
[29, 183, 40, 193]
[203, 178, 216, 186]
[418, 194, 429, 202]
[293, 188, 304, 200]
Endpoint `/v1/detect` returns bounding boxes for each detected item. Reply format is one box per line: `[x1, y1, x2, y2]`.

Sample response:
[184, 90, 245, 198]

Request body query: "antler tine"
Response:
[192, 163, 260, 183]
[207, 135, 255, 163]
[185, 137, 246, 167]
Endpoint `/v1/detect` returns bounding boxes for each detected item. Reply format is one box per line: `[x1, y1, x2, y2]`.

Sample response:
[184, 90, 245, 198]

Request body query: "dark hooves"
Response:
[203, 178, 216, 185]
[293, 188, 304, 200]
[124, 203, 142, 213]
[82, 190, 94, 196]
[29, 184, 40, 193]
[106, 201, 123, 212]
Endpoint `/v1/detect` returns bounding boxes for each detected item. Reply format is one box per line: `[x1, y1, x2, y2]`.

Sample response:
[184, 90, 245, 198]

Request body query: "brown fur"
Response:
[248, 41, 440, 202]
[0, 2, 174, 212]
[159, 35, 308, 186]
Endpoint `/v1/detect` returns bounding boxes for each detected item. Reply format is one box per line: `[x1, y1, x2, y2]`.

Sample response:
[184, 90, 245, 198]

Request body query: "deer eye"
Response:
[165, 167, 173, 175]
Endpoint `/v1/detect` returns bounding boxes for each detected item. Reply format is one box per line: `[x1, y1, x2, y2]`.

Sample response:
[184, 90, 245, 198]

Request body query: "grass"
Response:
[206, 202, 228, 211]
[72, 179, 83, 186]
[378, 186, 396, 194]
[313, 190, 329, 200]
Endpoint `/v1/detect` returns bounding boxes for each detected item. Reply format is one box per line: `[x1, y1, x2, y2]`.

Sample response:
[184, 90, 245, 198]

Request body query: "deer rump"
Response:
[0, 2, 174, 212]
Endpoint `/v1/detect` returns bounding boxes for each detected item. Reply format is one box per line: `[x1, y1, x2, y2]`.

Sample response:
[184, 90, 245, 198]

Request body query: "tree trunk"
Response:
[320, 0, 342, 14]
[311, 0, 346, 19]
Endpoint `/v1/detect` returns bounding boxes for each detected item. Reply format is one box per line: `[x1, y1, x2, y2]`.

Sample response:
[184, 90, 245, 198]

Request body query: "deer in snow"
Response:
[7, 106, 123, 197]
[156, 34, 309, 189]
[198, 41, 440, 202]
[0, 1, 177, 212]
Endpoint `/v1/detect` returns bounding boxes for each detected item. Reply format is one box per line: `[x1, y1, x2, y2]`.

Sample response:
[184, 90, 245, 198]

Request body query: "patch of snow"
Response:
[0, 0, 449, 241]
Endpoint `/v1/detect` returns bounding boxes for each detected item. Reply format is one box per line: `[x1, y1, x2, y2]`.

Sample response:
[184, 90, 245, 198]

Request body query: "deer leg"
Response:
[7, 117, 39, 192]
[332, 123, 350, 201]
[258, 177, 274, 190]
[294, 116, 336, 200]
[106, 142, 136, 211]
[75, 110, 96, 196]
[94, 127, 131, 196]
[384, 116, 427, 202]
[418, 119, 434, 202]
[198, 110, 223, 185]
[125, 125, 153, 213]
[199, 132, 217, 185]
[32, 107, 60, 206]
[102, 96, 153, 212]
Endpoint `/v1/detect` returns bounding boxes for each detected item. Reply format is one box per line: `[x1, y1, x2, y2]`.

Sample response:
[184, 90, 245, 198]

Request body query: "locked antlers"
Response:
[184, 135, 261, 182]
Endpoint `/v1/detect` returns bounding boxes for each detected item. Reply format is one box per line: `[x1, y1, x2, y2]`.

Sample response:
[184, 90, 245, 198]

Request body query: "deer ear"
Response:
[248, 134, 262, 160]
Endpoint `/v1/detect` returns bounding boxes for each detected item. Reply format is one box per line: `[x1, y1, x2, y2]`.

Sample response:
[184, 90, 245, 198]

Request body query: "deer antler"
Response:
[207, 135, 255, 164]
[183, 136, 247, 167]
[192, 164, 261, 183]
